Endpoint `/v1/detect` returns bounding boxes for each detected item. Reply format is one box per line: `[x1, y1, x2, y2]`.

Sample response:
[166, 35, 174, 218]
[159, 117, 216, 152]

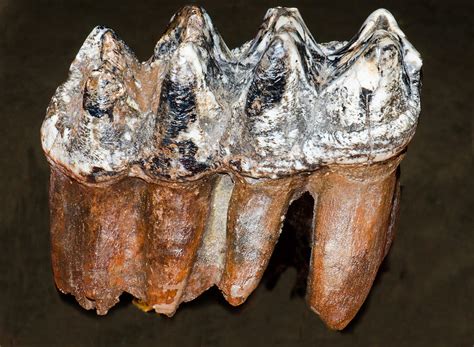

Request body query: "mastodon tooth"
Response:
[40, 5, 422, 329]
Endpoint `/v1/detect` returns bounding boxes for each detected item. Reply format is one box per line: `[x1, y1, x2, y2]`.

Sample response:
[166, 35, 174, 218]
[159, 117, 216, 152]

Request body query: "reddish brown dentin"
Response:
[218, 174, 306, 305]
[50, 168, 215, 316]
[49, 167, 148, 314]
[306, 156, 402, 330]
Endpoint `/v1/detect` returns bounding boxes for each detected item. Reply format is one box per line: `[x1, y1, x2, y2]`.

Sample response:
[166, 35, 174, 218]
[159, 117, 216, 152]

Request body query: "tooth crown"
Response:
[40, 6, 422, 182]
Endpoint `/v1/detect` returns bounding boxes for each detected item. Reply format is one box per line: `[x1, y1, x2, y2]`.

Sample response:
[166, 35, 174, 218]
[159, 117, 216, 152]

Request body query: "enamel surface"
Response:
[41, 6, 422, 182]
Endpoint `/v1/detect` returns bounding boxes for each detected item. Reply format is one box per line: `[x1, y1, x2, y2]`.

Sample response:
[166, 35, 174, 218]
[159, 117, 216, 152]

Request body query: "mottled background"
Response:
[0, 0, 472, 346]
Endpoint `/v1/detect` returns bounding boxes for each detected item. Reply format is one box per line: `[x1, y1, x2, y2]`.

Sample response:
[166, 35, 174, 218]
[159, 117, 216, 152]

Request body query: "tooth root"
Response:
[306, 157, 401, 330]
[219, 175, 303, 306]
[182, 174, 234, 303]
[142, 177, 215, 315]
[49, 168, 147, 314]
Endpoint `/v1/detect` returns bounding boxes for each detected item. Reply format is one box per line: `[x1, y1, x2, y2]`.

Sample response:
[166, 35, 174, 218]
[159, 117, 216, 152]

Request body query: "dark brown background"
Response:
[0, 0, 472, 346]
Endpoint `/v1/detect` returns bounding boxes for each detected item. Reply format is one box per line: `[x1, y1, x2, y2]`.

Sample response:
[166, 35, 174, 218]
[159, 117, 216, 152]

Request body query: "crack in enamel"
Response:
[41, 6, 421, 183]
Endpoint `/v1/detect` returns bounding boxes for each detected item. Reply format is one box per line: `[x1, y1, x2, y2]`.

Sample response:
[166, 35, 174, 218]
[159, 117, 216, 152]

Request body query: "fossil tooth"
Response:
[225, 7, 322, 177]
[41, 26, 145, 183]
[41, 5, 422, 329]
[233, 31, 311, 177]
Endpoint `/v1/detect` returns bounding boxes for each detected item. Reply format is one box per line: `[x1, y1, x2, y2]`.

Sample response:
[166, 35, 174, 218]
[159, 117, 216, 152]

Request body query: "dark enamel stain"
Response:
[154, 26, 183, 58]
[401, 68, 411, 95]
[245, 41, 287, 119]
[83, 88, 113, 120]
[87, 166, 118, 182]
[294, 40, 314, 82]
[159, 77, 197, 143]
[148, 155, 172, 179]
[376, 15, 390, 30]
[82, 66, 124, 121]
[360, 87, 373, 112]
[177, 140, 208, 174]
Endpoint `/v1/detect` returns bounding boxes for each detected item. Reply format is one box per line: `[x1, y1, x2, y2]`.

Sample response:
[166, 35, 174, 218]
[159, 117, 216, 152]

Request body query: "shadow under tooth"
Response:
[141, 176, 215, 315]
[218, 175, 305, 306]
[182, 174, 234, 302]
[305, 156, 402, 330]
[49, 168, 147, 314]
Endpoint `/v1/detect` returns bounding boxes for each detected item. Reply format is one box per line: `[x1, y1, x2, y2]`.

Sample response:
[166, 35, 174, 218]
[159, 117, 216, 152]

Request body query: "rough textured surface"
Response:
[39, 5, 423, 330]
[306, 156, 402, 329]
[2, 0, 471, 345]
[219, 174, 307, 305]
[49, 167, 149, 314]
